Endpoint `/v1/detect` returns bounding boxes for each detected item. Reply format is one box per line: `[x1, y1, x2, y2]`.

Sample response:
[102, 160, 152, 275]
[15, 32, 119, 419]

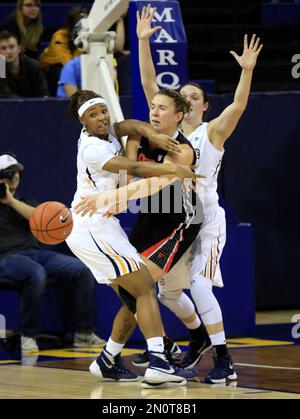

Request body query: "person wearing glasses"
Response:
[1, 0, 43, 60]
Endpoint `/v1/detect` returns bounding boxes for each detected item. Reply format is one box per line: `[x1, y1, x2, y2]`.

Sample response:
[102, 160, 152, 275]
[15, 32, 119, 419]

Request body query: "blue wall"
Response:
[0, 92, 299, 343]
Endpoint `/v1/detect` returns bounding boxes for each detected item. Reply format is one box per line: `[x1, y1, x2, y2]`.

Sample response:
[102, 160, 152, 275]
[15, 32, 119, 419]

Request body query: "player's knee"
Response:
[191, 276, 219, 315]
[158, 289, 195, 319]
[118, 286, 137, 315]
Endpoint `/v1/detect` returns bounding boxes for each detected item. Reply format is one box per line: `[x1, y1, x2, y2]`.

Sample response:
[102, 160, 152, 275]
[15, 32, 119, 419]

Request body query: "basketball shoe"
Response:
[89, 347, 140, 382]
[180, 337, 212, 369]
[142, 351, 198, 388]
[205, 354, 237, 384]
[132, 338, 181, 367]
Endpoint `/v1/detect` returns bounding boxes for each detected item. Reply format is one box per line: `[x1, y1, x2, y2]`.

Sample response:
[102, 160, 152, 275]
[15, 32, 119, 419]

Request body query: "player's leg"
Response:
[187, 212, 237, 382]
[91, 264, 198, 387]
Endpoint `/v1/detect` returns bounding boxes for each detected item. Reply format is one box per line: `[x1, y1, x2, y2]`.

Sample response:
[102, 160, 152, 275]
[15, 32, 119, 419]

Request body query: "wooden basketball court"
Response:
[1, 311, 300, 399]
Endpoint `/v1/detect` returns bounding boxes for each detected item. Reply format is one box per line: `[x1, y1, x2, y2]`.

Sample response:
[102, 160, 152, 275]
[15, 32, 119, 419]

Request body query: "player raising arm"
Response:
[136, 4, 263, 384]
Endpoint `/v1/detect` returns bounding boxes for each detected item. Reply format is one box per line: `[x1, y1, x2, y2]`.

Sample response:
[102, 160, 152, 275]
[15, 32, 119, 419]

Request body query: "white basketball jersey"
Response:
[71, 128, 123, 213]
[188, 122, 224, 215]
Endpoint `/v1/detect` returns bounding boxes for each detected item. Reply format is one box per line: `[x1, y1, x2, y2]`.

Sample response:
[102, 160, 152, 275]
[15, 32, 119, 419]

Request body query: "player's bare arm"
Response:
[207, 34, 263, 150]
[137, 4, 161, 106]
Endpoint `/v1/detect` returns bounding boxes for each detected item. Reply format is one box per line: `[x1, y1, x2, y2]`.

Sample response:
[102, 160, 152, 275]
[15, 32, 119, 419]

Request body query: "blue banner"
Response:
[129, 0, 188, 120]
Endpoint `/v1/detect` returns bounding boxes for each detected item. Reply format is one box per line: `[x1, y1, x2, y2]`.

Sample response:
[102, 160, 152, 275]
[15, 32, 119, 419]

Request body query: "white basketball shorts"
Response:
[66, 212, 143, 285]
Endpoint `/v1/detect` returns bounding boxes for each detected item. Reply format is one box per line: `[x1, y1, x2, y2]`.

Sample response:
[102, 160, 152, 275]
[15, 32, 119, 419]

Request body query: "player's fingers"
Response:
[149, 6, 157, 20]
[253, 36, 260, 51]
[81, 208, 89, 217]
[146, 4, 151, 18]
[230, 51, 239, 61]
[249, 34, 256, 50]
[244, 34, 248, 50]
[256, 44, 263, 55]
[149, 26, 161, 36]
[136, 10, 140, 21]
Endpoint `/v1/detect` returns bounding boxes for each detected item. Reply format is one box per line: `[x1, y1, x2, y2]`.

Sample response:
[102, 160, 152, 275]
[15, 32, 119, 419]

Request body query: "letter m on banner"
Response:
[0, 54, 6, 78]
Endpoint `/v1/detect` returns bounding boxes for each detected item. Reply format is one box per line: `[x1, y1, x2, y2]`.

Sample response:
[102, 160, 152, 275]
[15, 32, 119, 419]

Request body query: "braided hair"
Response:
[66, 90, 103, 119]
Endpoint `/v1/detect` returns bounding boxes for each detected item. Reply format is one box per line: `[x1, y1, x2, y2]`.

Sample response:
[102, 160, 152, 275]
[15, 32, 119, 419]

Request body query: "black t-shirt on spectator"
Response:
[0, 54, 49, 98]
[0, 197, 39, 259]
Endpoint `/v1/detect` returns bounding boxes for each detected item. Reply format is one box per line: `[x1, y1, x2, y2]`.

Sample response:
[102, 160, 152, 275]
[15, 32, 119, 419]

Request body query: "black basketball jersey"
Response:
[135, 130, 200, 226]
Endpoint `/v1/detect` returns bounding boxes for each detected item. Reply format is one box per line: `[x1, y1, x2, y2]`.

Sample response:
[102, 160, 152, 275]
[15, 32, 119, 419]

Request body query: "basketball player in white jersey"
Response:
[135, 4, 263, 383]
[65, 89, 199, 388]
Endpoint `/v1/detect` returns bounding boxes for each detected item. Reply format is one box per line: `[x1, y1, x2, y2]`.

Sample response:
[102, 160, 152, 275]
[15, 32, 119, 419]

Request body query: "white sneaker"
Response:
[21, 336, 39, 353]
[74, 332, 106, 348]
[142, 351, 198, 389]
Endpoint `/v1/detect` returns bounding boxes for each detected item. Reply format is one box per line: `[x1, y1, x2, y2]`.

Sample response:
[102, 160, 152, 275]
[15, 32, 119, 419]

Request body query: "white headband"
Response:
[78, 98, 108, 117]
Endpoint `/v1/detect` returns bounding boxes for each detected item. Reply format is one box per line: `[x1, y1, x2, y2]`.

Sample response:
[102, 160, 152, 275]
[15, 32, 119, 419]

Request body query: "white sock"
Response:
[147, 336, 164, 353]
[209, 331, 226, 346]
[106, 338, 124, 357]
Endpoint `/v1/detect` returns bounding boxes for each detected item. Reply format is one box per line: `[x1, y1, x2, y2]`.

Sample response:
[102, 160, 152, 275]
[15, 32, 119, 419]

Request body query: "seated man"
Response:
[0, 152, 106, 352]
[0, 31, 49, 98]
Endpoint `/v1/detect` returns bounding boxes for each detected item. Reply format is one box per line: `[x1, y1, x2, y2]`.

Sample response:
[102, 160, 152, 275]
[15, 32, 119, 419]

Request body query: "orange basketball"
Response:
[29, 201, 73, 245]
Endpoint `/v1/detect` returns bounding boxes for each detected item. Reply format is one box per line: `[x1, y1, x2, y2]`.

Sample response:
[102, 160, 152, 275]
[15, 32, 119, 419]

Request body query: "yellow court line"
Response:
[37, 347, 144, 359]
[176, 338, 294, 348]
[0, 360, 20, 365]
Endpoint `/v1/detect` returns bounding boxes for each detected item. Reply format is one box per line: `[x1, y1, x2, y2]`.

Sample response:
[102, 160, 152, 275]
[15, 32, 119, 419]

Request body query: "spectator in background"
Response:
[0, 152, 106, 353]
[39, 6, 88, 96]
[56, 55, 118, 98]
[0, 31, 49, 98]
[56, 14, 129, 98]
[1, 0, 43, 60]
[111, 13, 131, 95]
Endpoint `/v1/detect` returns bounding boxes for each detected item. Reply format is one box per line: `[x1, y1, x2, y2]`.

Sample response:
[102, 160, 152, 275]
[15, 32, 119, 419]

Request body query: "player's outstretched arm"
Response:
[207, 34, 263, 150]
[137, 4, 161, 106]
[74, 175, 176, 217]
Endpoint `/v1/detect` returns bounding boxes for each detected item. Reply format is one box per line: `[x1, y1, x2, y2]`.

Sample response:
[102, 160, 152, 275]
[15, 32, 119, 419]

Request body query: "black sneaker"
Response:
[132, 341, 182, 368]
[89, 346, 140, 382]
[205, 355, 237, 384]
[180, 338, 212, 369]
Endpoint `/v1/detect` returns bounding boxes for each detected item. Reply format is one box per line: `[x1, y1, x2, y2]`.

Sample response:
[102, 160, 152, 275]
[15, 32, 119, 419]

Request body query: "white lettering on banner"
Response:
[157, 72, 180, 90]
[291, 54, 300, 79]
[157, 50, 178, 66]
[153, 8, 175, 23]
[154, 28, 177, 44]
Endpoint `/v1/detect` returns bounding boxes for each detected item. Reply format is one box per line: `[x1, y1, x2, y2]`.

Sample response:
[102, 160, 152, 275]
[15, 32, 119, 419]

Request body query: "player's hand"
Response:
[102, 201, 129, 218]
[149, 133, 181, 154]
[230, 34, 263, 71]
[136, 4, 161, 40]
[0, 182, 15, 206]
[74, 194, 99, 217]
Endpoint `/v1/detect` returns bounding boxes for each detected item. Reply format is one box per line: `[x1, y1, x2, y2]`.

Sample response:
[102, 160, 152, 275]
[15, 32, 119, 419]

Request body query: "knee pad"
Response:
[158, 289, 195, 319]
[118, 286, 137, 315]
[191, 276, 222, 323]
